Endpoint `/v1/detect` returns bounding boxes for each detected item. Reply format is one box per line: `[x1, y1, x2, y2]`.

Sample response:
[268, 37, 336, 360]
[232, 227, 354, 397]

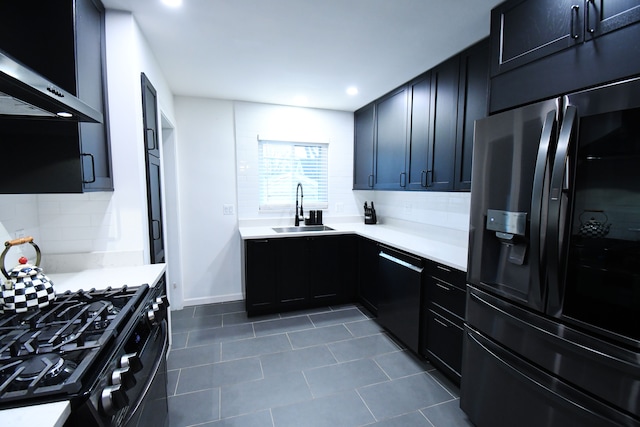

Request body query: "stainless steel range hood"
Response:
[0, 50, 102, 123]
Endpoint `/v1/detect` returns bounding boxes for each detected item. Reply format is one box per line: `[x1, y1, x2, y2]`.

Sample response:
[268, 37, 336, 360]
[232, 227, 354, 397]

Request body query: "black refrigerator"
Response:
[462, 77, 640, 427]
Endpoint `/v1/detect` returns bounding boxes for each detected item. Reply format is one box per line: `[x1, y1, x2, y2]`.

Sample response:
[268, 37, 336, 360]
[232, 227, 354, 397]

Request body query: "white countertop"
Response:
[0, 263, 166, 427]
[239, 221, 468, 271]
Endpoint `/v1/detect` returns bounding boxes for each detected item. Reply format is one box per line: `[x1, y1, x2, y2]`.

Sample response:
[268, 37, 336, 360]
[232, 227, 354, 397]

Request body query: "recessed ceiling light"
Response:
[346, 86, 358, 96]
[161, 0, 182, 7]
[56, 112, 73, 118]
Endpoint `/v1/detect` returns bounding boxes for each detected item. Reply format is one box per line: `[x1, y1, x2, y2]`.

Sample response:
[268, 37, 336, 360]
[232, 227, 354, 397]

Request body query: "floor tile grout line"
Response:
[355, 387, 378, 423]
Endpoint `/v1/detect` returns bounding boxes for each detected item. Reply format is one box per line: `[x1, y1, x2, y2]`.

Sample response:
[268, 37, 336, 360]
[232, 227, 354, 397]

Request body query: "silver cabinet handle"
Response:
[435, 282, 451, 291]
[379, 251, 423, 273]
[434, 317, 449, 328]
[571, 5, 580, 39]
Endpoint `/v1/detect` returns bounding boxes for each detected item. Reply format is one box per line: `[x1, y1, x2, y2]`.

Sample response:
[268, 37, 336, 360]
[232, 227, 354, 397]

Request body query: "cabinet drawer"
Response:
[430, 263, 465, 290]
[426, 305, 464, 379]
[428, 276, 466, 319]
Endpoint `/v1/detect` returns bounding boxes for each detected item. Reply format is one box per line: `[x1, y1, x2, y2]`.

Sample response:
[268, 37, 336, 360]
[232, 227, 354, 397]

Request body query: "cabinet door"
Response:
[374, 87, 409, 189]
[77, 0, 112, 191]
[426, 56, 459, 191]
[276, 238, 309, 309]
[491, 0, 584, 75]
[245, 240, 278, 314]
[454, 38, 490, 191]
[357, 238, 379, 314]
[406, 74, 431, 190]
[353, 104, 375, 189]
[141, 74, 165, 264]
[308, 236, 357, 305]
[585, 0, 640, 39]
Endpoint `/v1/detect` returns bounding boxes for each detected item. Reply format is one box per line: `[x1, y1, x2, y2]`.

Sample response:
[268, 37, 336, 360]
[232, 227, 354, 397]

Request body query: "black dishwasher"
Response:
[377, 246, 424, 354]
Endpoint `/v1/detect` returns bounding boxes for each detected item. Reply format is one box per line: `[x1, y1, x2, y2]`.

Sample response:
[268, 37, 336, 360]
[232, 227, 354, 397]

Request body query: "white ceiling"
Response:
[101, 0, 503, 112]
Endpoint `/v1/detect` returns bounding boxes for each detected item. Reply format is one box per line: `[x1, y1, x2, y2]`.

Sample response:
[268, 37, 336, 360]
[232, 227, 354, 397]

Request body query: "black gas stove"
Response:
[0, 283, 169, 427]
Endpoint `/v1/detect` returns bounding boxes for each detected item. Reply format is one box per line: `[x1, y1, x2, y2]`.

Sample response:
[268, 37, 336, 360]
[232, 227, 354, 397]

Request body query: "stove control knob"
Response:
[120, 352, 143, 373]
[147, 307, 157, 323]
[101, 384, 129, 415]
[112, 366, 137, 389]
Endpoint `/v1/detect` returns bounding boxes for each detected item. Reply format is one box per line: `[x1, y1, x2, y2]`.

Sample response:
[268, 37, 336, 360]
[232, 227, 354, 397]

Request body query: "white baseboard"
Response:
[181, 292, 244, 307]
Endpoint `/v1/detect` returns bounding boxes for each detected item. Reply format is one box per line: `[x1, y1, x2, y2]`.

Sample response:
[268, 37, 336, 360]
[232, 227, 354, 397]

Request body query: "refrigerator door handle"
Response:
[530, 110, 557, 308]
[546, 105, 577, 317]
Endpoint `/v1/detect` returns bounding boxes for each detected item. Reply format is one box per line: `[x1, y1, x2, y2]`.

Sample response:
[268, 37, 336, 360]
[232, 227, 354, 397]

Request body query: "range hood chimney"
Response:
[0, 50, 102, 123]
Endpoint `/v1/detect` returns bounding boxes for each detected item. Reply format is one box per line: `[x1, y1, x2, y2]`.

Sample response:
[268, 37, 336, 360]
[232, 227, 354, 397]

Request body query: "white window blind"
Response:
[258, 140, 329, 210]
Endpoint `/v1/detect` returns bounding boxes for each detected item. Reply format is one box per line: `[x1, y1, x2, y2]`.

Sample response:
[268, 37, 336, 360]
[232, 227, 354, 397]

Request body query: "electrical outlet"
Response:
[223, 204, 235, 215]
[15, 229, 25, 239]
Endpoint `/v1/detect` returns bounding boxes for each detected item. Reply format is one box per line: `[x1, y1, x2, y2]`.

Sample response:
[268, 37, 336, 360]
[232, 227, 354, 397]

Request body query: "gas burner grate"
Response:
[0, 285, 148, 403]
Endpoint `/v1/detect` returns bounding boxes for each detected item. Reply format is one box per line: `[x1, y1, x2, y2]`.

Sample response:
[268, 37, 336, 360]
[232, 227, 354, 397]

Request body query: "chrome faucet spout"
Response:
[295, 183, 304, 226]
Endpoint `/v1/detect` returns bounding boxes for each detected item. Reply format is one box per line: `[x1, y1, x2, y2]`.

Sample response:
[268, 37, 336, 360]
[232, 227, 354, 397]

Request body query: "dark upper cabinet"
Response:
[492, 0, 640, 76]
[426, 56, 460, 191]
[491, 0, 584, 76]
[454, 38, 490, 191]
[373, 86, 409, 190]
[0, 0, 112, 193]
[490, 0, 640, 112]
[353, 103, 375, 190]
[406, 74, 431, 190]
[585, 0, 640, 39]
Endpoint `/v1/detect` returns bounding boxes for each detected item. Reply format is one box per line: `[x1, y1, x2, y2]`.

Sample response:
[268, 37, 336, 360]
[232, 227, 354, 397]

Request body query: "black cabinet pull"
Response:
[400, 172, 407, 188]
[146, 128, 157, 151]
[421, 170, 428, 187]
[571, 5, 580, 39]
[425, 170, 433, 187]
[152, 219, 162, 240]
[81, 153, 96, 184]
[368, 174, 374, 188]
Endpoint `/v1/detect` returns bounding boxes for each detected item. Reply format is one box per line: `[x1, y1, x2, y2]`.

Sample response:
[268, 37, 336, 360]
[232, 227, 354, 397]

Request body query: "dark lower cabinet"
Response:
[422, 262, 467, 384]
[245, 239, 278, 312]
[308, 236, 357, 306]
[245, 235, 356, 316]
[357, 238, 379, 314]
[276, 238, 310, 310]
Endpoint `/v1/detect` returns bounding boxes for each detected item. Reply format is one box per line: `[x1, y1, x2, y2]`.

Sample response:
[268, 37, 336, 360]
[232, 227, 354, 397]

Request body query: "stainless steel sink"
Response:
[272, 225, 334, 233]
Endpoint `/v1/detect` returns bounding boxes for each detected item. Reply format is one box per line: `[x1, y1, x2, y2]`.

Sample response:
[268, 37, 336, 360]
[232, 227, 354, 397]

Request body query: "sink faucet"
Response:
[295, 182, 304, 226]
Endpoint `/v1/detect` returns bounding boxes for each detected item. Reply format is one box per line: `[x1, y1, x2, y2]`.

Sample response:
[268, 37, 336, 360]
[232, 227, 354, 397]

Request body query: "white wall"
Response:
[173, 97, 241, 305]
[235, 102, 360, 221]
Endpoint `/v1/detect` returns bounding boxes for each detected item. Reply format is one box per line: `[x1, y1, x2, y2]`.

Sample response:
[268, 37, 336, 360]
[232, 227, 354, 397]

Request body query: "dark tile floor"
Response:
[167, 301, 474, 427]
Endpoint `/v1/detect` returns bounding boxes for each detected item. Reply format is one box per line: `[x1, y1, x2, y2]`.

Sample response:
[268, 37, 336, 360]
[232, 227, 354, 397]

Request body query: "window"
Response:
[258, 140, 328, 210]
